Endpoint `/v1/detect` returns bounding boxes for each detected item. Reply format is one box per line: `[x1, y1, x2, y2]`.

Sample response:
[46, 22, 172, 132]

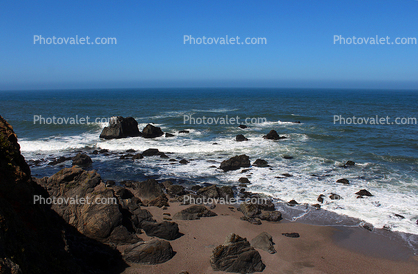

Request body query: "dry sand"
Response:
[121, 202, 418, 274]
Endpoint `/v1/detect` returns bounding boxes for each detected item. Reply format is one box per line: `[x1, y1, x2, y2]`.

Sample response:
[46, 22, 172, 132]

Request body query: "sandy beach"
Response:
[121, 202, 418, 274]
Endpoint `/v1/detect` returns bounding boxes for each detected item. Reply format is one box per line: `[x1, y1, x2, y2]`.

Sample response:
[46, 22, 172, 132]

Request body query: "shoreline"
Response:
[121, 202, 418, 273]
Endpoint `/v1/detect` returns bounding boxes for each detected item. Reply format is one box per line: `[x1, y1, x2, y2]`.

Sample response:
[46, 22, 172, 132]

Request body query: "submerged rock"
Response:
[317, 194, 325, 203]
[238, 177, 251, 185]
[344, 161, 355, 167]
[329, 193, 341, 200]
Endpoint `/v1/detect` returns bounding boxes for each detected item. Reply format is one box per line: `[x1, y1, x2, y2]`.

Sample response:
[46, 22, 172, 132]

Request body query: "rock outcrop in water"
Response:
[72, 152, 92, 166]
[100, 116, 141, 139]
[263, 130, 286, 140]
[220, 155, 251, 171]
[235, 134, 248, 142]
[142, 124, 164, 138]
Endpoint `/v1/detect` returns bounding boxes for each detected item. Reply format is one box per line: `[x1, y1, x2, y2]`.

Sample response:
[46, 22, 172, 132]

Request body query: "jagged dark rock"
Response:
[336, 178, 349, 185]
[142, 148, 161, 156]
[0, 116, 128, 273]
[356, 189, 373, 197]
[263, 130, 286, 140]
[99, 116, 141, 139]
[253, 159, 269, 167]
[210, 233, 265, 273]
[72, 152, 92, 167]
[142, 124, 164, 138]
[235, 134, 248, 142]
[220, 155, 250, 171]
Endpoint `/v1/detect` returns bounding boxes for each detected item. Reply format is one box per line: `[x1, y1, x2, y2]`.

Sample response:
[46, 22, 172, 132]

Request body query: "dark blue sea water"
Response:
[1, 88, 417, 238]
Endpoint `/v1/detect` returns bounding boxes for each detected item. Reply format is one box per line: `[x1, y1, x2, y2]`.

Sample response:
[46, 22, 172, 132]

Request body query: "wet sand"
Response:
[121, 202, 418, 274]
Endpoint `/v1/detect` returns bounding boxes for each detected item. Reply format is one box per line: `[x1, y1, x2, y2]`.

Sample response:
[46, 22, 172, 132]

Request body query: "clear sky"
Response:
[1, 0, 418, 90]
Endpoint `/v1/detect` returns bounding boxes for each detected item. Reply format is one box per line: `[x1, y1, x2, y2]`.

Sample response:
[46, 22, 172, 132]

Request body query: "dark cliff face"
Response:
[0, 116, 126, 274]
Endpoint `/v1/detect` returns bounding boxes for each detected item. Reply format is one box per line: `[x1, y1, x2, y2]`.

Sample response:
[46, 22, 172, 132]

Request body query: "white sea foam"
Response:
[20, 127, 418, 236]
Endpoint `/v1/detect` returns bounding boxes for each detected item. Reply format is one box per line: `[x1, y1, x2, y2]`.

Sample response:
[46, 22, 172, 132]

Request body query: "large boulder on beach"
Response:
[240, 200, 279, 224]
[99, 116, 141, 139]
[173, 205, 217, 220]
[43, 167, 123, 240]
[128, 179, 164, 203]
[210, 233, 265, 273]
[196, 185, 234, 200]
[220, 155, 251, 171]
[141, 221, 180, 240]
[142, 124, 164, 138]
[263, 130, 286, 140]
[123, 239, 174, 264]
[107, 225, 142, 245]
[251, 232, 276, 254]
[166, 184, 188, 197]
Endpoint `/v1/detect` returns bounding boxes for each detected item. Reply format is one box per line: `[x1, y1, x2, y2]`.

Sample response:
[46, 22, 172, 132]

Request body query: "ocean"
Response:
[1, 88, 417, 244]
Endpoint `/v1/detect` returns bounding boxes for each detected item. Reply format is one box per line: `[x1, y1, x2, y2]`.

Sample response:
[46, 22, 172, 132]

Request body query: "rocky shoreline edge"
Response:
[2, 115, 418, 273]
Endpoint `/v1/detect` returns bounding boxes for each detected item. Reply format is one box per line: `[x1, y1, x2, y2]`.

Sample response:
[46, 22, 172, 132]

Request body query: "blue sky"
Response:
[1, 0, 418, 90]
